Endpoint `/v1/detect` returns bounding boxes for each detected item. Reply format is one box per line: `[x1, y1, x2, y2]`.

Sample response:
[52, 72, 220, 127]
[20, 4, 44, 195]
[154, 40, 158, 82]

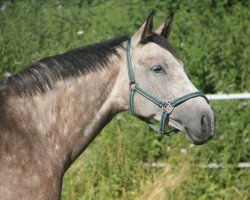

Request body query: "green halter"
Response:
[125, 39, 209, 136]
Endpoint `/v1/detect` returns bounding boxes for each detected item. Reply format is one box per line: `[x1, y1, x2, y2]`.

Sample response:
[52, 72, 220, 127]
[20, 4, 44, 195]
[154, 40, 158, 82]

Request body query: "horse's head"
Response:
[126, 12, 215, 144]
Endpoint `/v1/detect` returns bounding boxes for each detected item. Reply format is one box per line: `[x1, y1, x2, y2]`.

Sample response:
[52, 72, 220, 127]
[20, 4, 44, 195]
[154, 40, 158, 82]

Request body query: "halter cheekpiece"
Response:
[125, 39, 209, 136]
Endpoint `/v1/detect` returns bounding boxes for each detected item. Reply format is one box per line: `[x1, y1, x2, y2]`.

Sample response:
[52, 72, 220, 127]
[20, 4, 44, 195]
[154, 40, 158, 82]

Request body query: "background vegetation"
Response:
[0, 0, 249, 199]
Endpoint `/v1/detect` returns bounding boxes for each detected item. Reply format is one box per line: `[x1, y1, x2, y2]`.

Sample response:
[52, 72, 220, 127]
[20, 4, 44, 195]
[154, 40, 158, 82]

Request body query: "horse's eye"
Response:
[151, 65, 165, 73]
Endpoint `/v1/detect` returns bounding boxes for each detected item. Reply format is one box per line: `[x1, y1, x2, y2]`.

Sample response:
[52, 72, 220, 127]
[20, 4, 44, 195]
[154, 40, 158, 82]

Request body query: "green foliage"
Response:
[0, 0, 249, 199]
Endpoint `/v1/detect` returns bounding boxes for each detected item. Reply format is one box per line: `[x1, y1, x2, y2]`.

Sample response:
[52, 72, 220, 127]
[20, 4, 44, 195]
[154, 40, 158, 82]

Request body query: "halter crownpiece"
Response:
[125, 39, 209, 136]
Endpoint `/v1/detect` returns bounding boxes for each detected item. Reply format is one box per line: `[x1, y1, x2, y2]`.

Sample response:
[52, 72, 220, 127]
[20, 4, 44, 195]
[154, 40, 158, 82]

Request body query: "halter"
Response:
[125, 39, 209, 136]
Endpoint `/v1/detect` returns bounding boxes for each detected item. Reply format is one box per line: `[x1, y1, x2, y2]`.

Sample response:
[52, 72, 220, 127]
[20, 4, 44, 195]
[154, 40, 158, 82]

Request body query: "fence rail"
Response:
[206, 93, 250, 100]
[145, 162, 250, 169]
[2, 72, 250, 101]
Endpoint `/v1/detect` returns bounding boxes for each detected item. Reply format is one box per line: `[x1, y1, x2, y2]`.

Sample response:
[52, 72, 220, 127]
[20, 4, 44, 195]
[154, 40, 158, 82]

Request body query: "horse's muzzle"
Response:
[185, 110, 216, 145]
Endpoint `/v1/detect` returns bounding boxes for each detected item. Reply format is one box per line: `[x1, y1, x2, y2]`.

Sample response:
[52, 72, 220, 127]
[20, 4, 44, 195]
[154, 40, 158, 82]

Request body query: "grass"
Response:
[61, 101, 250, 200]
[0, 1, 249, 199]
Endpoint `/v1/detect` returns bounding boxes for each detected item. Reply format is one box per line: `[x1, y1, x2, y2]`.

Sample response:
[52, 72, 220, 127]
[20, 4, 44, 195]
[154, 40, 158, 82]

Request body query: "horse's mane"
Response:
[2, 34, 177, 96]
[4, 35, 130, 95]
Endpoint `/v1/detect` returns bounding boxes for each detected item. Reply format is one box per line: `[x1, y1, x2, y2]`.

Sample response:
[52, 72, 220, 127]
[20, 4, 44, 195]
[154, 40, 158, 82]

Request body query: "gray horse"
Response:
[0, 12, 215, 200]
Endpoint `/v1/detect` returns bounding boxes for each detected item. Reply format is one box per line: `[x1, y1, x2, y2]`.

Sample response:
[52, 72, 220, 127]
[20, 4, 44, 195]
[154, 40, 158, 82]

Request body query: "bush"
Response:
[1, 1, 249, 199]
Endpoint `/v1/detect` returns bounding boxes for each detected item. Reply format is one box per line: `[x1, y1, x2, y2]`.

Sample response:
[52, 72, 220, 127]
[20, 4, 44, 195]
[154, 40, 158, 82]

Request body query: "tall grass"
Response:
[61, 101, 250, 200]
[1, 1, 249, 199]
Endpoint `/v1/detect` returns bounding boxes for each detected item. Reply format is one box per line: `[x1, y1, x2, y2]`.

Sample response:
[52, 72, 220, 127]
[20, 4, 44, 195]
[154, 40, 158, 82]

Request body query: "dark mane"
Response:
[5, 35, 130, 95]
[3, 33, 178, 96]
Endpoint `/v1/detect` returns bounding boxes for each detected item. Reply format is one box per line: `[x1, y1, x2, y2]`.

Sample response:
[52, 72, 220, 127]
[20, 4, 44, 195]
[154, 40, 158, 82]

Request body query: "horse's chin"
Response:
[184, 127, 213, 145]
[169, 119, 212, 145]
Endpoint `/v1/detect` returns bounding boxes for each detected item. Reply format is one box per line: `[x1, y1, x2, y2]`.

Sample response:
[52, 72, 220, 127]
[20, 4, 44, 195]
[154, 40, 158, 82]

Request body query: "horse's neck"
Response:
[6, 51, 128, 172]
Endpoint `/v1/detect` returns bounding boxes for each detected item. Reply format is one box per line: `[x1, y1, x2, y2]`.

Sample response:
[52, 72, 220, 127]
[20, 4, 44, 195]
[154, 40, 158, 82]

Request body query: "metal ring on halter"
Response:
[162, 100, 174, 114]
[129, 82, 137, 91]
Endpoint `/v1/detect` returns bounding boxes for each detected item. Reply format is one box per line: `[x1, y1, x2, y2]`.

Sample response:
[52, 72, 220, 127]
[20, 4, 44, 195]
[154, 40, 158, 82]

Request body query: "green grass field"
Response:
[1, 1, 249, 199]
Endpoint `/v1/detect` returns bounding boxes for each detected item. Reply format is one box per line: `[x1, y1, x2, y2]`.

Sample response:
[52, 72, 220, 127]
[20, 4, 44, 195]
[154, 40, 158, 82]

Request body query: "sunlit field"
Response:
[1, 1, 249, 199]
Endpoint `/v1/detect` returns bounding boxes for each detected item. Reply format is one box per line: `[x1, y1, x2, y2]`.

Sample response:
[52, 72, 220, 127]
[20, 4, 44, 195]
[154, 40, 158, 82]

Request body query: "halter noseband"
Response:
[125, 39, 209, 136]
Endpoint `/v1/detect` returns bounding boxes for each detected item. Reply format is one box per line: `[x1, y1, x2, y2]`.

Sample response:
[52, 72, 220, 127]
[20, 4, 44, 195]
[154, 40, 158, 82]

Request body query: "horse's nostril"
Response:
[201, 115, 205, 125]
[201, 112, 214, 136]
[201, 114, 209, 133]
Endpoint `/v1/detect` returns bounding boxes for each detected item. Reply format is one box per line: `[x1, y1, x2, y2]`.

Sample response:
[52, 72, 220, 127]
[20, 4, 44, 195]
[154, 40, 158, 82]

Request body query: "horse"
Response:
[0, 12, 215, 200]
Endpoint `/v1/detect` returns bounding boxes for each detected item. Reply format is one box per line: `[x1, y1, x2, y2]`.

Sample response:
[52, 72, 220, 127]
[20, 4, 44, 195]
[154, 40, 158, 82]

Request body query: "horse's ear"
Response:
[131, 11, 154, 46]
[155, 12, 174, 39]
[141, 11, 154, 41]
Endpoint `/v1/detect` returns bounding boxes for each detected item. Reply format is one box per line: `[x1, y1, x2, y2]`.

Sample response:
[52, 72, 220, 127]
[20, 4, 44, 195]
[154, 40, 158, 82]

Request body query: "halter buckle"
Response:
[129, 82, 137, 91]
[162, 100, 174, 114]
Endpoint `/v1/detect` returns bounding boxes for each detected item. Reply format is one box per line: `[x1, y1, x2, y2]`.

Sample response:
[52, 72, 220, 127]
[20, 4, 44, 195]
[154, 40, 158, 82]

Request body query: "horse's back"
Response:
[0, 83, 12, 129]
[0, 82, 16, 133]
